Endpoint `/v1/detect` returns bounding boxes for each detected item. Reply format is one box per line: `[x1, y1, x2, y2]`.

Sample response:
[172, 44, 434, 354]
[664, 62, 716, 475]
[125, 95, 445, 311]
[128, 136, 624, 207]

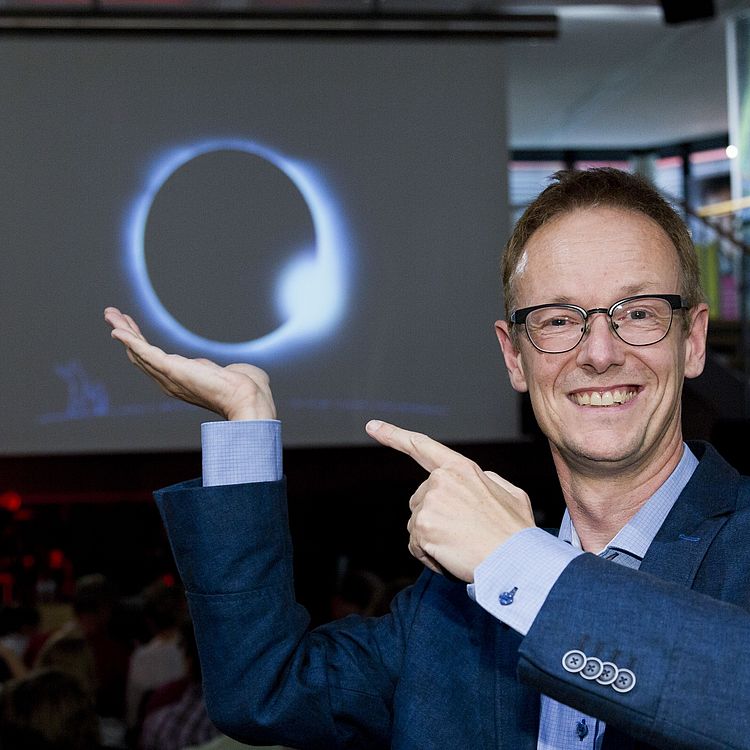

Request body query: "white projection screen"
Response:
[1, 34, 518, 453]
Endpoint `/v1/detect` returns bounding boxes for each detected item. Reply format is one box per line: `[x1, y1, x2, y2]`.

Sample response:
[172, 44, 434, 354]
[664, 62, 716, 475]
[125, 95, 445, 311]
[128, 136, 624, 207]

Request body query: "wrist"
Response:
[226, 398, 276, 421]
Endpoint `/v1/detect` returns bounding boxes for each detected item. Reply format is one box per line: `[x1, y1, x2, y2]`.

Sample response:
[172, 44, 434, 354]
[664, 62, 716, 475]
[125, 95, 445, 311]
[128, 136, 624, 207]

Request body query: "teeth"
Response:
[573, 389, 636, 407]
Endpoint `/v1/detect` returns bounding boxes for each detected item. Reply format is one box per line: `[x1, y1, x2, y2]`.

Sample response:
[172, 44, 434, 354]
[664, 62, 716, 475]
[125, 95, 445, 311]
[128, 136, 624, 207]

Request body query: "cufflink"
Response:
[498, 586, 518, 606]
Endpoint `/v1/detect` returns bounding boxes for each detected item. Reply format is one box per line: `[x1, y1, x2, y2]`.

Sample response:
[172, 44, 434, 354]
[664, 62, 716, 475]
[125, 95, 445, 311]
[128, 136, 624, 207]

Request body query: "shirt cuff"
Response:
[467, 527, 583, 636]
[201, 420, 282, 487]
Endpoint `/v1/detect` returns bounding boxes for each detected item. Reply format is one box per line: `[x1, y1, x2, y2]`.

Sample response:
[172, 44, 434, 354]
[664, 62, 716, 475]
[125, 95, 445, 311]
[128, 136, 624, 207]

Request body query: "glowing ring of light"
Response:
[125, 139, 347, 360]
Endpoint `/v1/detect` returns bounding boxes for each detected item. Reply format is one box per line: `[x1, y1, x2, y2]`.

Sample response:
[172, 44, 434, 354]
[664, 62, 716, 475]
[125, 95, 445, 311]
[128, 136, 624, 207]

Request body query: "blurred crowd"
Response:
[0, 566, 408, 750]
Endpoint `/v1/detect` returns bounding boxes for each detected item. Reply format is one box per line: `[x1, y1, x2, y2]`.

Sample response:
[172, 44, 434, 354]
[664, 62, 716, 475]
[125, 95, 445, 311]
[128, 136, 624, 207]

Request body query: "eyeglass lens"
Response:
[525, 297, 674, 353]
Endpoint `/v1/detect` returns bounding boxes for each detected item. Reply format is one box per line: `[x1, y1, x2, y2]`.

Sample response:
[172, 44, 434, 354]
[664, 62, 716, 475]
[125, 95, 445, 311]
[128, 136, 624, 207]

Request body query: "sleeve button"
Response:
[562, 649, 586, 673]
[612, 668, 636, 693]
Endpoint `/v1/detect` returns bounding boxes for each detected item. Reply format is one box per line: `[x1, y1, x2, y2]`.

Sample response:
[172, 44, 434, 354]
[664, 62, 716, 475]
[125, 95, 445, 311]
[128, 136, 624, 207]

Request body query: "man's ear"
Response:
[683, 303, 709, 380]
[495, 320, 529, 393]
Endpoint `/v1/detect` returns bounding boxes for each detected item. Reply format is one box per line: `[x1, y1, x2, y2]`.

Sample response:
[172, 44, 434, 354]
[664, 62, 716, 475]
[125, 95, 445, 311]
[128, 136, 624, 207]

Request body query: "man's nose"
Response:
[575, 312, 625, 371]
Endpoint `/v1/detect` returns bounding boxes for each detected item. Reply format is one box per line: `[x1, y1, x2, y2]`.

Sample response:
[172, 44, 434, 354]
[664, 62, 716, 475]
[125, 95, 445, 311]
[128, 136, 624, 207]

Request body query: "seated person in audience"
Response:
[41, 574, 131, 722]
[0, 668, 103, 750]
[0, 605, 40, 664]
[139, 618, 219, 750]
[126, 580, 187, 730]
[35, 631, 96, 700]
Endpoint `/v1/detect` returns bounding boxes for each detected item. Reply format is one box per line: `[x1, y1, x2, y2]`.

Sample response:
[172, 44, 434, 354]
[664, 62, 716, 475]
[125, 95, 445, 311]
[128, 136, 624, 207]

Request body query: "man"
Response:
[106, 168, 750, 749]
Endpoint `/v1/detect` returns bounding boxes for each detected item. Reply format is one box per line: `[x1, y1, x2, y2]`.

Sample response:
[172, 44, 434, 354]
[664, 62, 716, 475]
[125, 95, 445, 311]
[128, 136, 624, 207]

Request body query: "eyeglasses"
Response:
[510, 294, 687, 354]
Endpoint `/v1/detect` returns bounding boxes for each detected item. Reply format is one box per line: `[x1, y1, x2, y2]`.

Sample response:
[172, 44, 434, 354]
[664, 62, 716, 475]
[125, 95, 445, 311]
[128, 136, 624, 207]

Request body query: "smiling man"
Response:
[106, 168, 750, 750]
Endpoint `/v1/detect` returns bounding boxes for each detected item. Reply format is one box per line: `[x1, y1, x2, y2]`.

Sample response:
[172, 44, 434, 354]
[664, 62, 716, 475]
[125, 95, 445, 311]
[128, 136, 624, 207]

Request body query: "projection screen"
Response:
[0, 35, 518, 453]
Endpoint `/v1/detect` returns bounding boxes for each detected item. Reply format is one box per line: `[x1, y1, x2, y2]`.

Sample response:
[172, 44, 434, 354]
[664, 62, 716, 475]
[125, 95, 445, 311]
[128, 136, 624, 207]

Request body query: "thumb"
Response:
[484, 470, 504, 485]
[484, 470, 523, 495]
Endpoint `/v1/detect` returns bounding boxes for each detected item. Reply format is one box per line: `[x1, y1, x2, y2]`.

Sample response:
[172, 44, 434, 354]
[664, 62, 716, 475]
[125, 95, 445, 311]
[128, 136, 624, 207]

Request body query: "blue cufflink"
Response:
[576, 718, 589, 741]
[499, 587, 518, 605]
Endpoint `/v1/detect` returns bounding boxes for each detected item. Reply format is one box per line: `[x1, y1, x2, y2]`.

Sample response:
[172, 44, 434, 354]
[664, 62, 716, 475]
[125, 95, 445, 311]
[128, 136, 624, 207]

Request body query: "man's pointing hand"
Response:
[366, 420, 535, 582]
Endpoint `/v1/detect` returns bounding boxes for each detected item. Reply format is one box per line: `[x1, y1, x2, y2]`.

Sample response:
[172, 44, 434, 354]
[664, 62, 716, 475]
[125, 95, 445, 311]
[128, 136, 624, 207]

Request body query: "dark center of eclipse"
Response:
[144, 150, 315, 343]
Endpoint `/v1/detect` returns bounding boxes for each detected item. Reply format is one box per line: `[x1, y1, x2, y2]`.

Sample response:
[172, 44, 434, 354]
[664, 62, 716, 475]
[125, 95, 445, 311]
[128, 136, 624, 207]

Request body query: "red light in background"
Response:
[0, 491, 22, 513]
[22, 555, 35, 569]
[49, 549, 64, 569]
[161, 573, 175, 587]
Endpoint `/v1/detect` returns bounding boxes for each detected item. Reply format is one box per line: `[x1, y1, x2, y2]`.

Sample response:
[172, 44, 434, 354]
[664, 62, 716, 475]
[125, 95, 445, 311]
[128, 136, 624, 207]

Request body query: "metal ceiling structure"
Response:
[1, 1, 747, 148]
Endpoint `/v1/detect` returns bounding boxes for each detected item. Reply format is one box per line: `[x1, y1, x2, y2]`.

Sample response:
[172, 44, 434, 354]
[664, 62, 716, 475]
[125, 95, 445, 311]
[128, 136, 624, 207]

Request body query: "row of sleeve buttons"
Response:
[562, 649, 636, 693]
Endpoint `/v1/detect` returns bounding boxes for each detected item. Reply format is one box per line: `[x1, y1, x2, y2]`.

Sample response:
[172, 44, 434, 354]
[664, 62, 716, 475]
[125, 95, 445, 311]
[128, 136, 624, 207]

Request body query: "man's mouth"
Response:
[570, 388, 638, 407]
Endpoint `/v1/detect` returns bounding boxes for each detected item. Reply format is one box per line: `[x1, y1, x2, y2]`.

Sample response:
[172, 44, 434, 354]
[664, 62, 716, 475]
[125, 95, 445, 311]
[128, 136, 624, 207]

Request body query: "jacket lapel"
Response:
[640, 442, 736, 585]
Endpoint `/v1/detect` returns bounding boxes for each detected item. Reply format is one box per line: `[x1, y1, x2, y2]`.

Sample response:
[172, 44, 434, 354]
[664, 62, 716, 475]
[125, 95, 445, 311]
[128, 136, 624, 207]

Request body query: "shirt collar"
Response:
[559, 444, 699, 557]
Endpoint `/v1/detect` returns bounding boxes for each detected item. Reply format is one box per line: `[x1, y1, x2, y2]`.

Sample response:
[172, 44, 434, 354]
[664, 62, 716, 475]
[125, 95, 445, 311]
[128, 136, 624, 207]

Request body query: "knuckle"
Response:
[430, 467, 451, 486]
[408, 432, 428, 451]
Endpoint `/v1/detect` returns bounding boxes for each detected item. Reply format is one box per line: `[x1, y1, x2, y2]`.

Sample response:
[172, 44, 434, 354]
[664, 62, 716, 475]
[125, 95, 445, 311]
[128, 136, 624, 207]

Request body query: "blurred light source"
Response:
[0, 491, 22, 513]
[726, 144, 739, 159]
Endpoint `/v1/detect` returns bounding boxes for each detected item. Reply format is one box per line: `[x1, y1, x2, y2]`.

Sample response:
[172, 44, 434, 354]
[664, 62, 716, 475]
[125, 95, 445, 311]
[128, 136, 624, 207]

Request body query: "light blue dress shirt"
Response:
[471, 445, 698, 750]
[201, 420, 698, 750]
[201, 420, 282, 486]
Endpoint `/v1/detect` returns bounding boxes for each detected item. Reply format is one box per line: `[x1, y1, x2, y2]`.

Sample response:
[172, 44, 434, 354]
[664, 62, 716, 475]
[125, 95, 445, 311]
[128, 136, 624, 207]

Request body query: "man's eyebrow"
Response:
[618, 283, 651, 297]
[548, 285, 652, 306]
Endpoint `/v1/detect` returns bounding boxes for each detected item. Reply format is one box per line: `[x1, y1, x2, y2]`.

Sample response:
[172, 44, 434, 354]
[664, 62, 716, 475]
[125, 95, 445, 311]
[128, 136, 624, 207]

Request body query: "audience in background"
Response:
[0, 604, 41, 664]
[0, 668, 103, 749]
[0, 563, 409, 749]
[35, 632, 96, 701]
[126, 580, 187, 730]
[139, 617, 219, 750]
[33, 574, 131, 747]
[0, 644, 24, 684]
[330, 568, 385, 620]
[186, 735, 291, 750]
[66, 574, 132, 720]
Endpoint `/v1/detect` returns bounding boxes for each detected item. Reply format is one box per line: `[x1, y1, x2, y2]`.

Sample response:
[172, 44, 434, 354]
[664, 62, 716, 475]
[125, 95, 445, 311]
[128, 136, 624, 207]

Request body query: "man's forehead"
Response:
[513, 207, 680, 301]
[520, 207, 677, 262]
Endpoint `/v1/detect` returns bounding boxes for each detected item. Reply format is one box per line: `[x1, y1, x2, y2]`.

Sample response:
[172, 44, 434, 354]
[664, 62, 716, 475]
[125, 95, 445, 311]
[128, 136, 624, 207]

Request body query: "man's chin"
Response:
[554, 438, 643, 470]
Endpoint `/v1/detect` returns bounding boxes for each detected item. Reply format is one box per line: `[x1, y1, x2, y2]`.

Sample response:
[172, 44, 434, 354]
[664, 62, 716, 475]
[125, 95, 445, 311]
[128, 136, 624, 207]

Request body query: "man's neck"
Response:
[552, 437, 686, 553]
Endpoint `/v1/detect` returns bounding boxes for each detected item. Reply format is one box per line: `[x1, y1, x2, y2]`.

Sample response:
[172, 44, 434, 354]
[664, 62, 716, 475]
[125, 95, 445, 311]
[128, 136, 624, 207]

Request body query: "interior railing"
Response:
[674, 194, 750, 418]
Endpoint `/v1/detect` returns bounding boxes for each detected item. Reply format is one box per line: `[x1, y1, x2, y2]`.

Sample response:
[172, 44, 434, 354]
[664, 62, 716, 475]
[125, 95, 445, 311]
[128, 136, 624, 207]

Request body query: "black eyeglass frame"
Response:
[510, 294, 688, 354]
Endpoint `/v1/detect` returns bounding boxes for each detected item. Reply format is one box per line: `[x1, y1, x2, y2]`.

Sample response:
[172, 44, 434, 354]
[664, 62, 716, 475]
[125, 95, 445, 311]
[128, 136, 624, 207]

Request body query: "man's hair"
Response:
[502, 168, 705, 323]
[72, 574, 115, 616]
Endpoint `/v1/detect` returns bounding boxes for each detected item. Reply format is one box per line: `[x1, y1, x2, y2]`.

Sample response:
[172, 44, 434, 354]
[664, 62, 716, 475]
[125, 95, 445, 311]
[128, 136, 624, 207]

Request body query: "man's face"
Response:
[496, 206, 708, 474]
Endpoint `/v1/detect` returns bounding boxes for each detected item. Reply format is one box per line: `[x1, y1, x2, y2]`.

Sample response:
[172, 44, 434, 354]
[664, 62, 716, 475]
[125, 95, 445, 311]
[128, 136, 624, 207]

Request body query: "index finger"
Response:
[365, 420, 464, 472]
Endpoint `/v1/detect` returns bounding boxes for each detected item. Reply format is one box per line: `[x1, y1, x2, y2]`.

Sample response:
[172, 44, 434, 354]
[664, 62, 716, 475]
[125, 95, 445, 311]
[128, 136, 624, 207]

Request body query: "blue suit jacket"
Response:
[154, 442, 750, 750]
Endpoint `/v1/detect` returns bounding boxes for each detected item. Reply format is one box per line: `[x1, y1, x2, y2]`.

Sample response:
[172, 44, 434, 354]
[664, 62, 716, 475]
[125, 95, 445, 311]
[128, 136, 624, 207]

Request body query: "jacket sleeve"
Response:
[516, 553, 750, 750]
[154, 478, 424, 750]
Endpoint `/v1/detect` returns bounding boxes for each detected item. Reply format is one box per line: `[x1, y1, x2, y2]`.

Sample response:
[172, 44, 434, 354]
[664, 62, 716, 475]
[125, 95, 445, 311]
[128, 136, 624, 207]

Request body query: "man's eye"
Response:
[626, 308, 651, 321]
[540, 315, 576, 328]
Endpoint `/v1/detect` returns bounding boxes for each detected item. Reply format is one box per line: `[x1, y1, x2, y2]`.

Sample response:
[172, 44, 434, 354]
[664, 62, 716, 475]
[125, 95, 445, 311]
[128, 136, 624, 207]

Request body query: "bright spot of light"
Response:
[726, 144, 739, 159]
[277, 249, 341, 333]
